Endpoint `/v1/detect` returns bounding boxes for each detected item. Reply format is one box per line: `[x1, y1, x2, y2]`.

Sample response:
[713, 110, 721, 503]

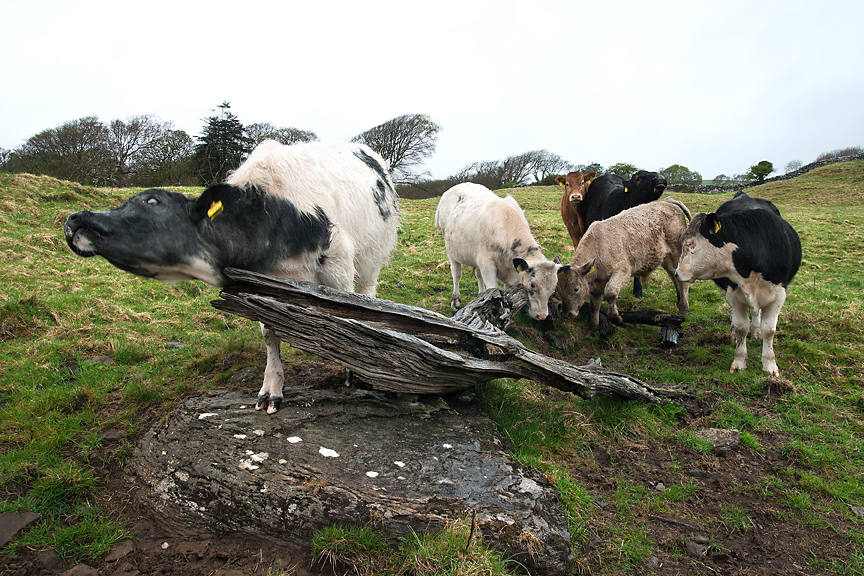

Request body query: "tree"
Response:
[606, 163, 641, 180]
[660, 164, 702, 192]
[245, 123, 317, 148]
[746, 160, 774, 183]
[192, 102, 251, 185]
[130, 128, 196, 186]
[525, 150, 572, 183]
[106, 114, 166, 186]
[784, 160, 802, 174]
[815, 146, 863, 162]
[574, 162, 604, 176]
[351, 114, 441, 183]
[712, 174, 731, 186]
[7, 116, 112, 185]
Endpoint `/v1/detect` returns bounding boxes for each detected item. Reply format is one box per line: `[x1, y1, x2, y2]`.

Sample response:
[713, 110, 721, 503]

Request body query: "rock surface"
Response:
[127, 388, 574, 576]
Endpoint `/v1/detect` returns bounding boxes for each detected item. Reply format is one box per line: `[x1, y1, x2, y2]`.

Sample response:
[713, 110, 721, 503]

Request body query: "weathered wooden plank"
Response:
[212, 268, 675, 404]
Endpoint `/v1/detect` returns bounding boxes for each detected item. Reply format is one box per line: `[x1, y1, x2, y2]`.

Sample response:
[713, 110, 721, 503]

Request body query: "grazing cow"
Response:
[556, 198, 692, 331]
[434, 182, 569, 321]
[579, 170, 669, 298]
[64, 140, 400, 413]
[675, 192, 801, 376]
[556, 171, 596, 247]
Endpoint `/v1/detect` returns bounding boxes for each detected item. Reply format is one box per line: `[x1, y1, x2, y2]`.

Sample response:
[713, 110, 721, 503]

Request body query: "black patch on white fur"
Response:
[354, 148, 396, 221]
[701, 192, 801, 289]
[64, 185, 333, 286]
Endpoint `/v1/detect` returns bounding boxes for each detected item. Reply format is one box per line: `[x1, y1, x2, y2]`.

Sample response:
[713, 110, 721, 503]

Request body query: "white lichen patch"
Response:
[319, 447, 340, 458]
[253, 429, 265, 436]
[238, 452, 268, 471]
[366, 471, 379, 478]
[174, 471, 190, 482]
[198, 413, 219, 420]
[287, 436, 302, 444]
[442, 444, 453, 449]
[233, 434, 247, 440]
[394, 461, 405, 467]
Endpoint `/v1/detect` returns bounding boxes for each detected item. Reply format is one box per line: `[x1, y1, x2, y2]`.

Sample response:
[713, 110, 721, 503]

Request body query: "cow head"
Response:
[64, 186, 233, 286]
[555, 258, 596, 318]
[628, 171, 667, 197]
[513, 257, 569, 321]
[675, 212, 731, 283]
[556, 171, 595, 206]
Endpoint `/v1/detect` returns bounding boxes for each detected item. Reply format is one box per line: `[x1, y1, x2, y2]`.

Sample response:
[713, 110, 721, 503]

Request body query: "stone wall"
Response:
[692, 152, 864, 194]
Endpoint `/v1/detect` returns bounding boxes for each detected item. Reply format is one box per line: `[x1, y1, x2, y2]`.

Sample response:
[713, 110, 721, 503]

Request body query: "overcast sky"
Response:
[3, 0, 862, 181]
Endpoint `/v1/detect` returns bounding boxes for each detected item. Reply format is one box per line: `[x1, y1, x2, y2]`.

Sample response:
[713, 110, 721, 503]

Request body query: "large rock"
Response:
[128, 387, 574, 576]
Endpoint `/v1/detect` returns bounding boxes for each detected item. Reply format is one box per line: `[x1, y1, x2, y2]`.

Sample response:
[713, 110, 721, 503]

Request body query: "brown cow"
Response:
[556, 171, 596, 247]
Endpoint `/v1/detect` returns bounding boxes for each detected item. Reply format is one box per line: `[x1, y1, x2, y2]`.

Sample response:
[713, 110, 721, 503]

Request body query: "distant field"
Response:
[1, 162, 863, 574]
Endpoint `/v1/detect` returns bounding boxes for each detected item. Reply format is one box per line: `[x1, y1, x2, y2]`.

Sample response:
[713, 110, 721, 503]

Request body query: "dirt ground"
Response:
[0, 360, 858, 576]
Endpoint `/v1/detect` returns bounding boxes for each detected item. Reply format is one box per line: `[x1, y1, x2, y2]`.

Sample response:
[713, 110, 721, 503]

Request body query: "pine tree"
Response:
[192, 102, 251, 185]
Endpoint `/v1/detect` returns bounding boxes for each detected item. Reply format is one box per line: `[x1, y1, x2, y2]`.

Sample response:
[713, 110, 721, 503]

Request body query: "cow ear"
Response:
[586, 172, 596, 182]
[578, 258, 596, 276]
[555, 176, 566, 186]
[706, 213, 722, 235]
[557, 264, 571, 275]
[192, 185, 232, 224]
[513, 258, 530, 272]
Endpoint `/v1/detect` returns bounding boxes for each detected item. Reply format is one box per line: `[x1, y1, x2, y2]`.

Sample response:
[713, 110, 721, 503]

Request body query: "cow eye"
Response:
[146, 197, 159, 206]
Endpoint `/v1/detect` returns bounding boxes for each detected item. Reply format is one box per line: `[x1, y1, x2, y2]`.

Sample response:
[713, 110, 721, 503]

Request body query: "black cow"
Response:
[580, 170, 668, 297]
[675, 192, 802, 376]
[65, 140, 400, 413]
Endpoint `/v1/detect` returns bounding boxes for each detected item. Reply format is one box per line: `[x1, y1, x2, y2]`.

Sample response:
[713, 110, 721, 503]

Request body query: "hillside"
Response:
[1, 164, 863, 576]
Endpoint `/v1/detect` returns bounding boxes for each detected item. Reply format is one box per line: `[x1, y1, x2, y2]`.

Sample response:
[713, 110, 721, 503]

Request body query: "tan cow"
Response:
[557, 198, 692, 331]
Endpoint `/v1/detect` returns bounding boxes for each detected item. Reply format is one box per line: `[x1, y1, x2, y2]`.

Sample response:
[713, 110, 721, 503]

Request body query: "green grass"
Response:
[2, 164, 864, 573]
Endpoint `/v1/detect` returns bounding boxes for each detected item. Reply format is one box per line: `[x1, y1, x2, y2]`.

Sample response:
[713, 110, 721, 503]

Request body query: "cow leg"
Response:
[632, 276, 644, 299]
[257, 323, 284, 414]
[588, 293, 603, 332]
[726, 288, 751, 373]
[604, 272, 630, 325]
[750, 308, 763, 340]
[662, 258, 690, 314]
[476, 261, 499, 295]
[449, 259, 463, 309]
[758, 289, 786, 376]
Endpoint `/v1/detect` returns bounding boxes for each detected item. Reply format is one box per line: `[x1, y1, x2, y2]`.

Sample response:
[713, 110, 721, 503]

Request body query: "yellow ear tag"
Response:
[713, 220, 721, 234]
[558, 181, 565, 186]
[624, 186, 630, 193]
[207, 200, 223, 220]
[589, 266, 595, 274]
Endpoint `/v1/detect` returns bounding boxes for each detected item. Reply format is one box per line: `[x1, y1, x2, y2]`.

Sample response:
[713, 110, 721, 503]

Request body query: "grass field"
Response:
[1, 162, 863, 574]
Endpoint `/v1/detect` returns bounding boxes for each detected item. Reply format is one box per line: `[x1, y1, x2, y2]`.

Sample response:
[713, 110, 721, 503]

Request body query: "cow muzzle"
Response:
[64, 211, 102, 257]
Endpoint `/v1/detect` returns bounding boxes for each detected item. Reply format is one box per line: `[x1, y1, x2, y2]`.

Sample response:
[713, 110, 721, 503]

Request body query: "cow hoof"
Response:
[256, 393, 270, 411]
[267, 396, 282, 414]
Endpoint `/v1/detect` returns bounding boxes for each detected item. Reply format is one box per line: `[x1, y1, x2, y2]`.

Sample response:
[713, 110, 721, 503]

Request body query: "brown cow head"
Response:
[556, 171, 596, 206]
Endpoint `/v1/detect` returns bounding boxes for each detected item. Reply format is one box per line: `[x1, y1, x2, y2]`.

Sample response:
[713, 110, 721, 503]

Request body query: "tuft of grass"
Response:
[311, 518, 519, 576]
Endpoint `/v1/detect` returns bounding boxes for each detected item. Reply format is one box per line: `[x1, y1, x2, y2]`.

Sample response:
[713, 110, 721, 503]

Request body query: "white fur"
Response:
[435, 183, 562, 321]
[227, 140, 399, 412]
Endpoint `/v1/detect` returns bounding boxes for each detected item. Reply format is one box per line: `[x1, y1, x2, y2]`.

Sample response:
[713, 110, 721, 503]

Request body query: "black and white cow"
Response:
[580, 170, 668, 297]
[65, 140, 400, 413]
[675, 192, 801, 376]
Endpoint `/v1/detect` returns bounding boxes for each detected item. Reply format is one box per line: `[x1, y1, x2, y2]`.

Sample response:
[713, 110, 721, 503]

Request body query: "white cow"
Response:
[434, 183, 567, 320]
[65, 140, 400, 413]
